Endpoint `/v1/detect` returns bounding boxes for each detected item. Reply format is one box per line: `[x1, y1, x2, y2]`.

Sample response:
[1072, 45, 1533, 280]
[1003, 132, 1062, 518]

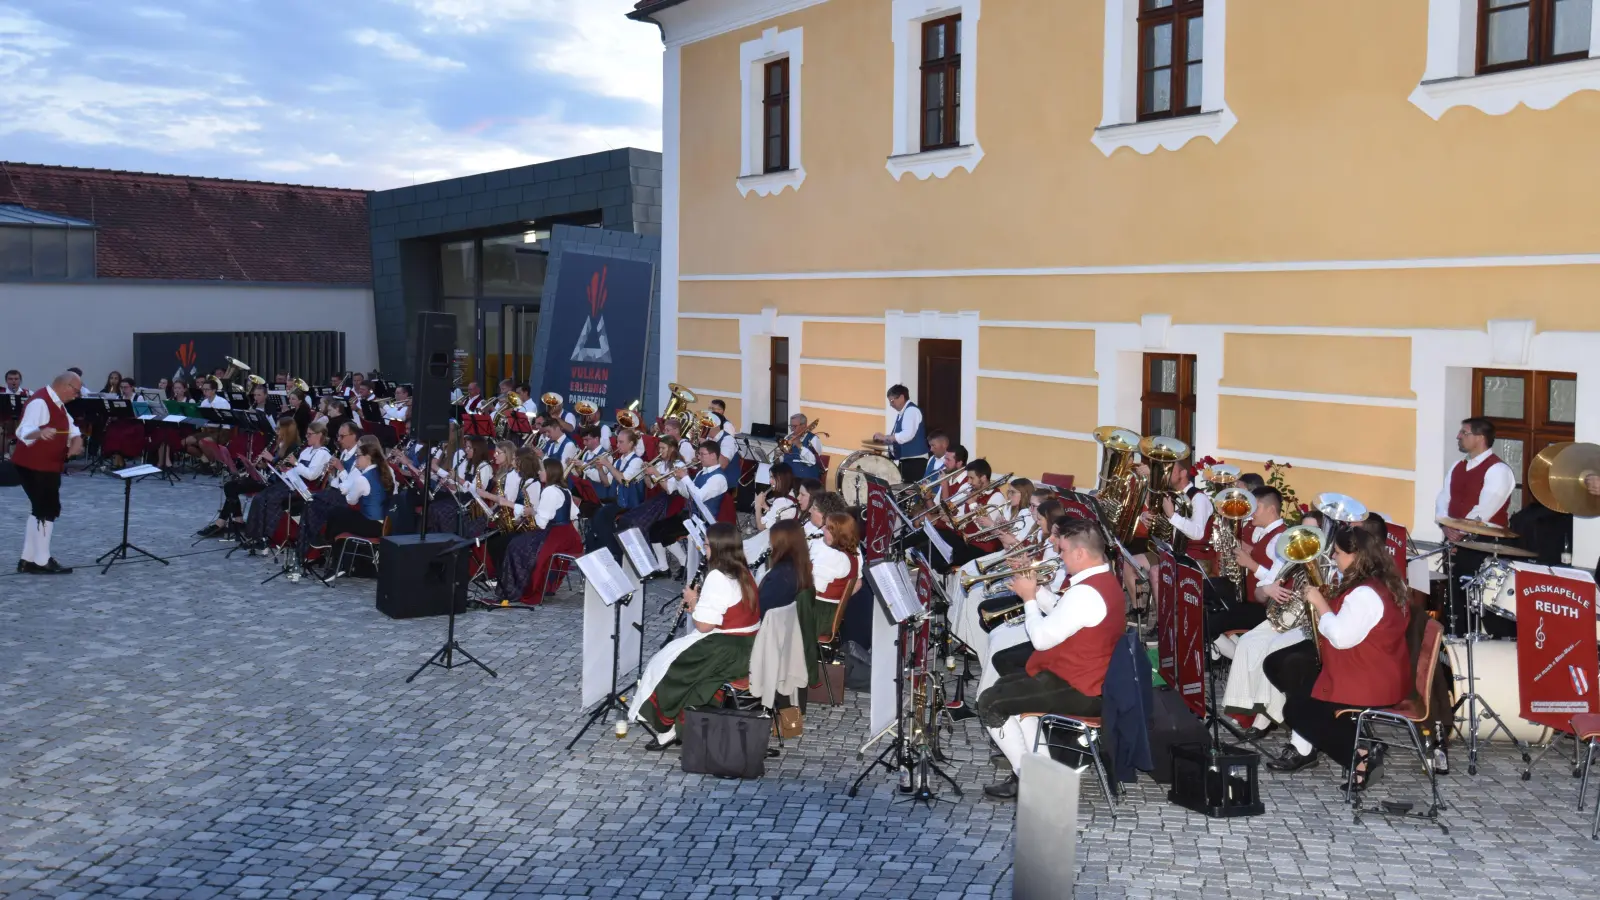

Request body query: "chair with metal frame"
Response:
[1571, 713, 1600, 839]
[1337, 617, 1448, 831]
[1026, 711, 1118, 821]
[329, 516, 392, 581]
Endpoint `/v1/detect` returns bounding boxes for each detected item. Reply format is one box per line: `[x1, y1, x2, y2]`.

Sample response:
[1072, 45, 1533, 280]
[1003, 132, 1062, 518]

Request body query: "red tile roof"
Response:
[0, 162, 370, 284]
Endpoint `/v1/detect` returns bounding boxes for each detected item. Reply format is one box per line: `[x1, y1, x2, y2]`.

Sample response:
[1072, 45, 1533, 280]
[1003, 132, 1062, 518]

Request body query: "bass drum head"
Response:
[1443, 640, 1552, 743]
[834, 451, 902, 507]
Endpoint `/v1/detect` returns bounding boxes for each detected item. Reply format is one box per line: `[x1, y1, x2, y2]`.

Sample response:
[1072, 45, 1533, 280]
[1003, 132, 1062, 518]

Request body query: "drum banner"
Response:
[1514, 564, 1599, 731]
[914, 556, 935, 612]
[1154, 542, 1178, 689]
[1056, 490, 1100, 524]
[1383, 522, 1408, 577]
[1175, 556, 1208, 718]
[864, 478, 892, 563]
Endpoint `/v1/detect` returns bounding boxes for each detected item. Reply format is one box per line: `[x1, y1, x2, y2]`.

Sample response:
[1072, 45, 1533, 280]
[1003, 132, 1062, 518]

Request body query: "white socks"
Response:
[653, 543, 669, 571]
[1290, 732, 1313, 756]
[656, 725, 677, 746]
[21, 517, 51, 565]
[1252, 714, 1272, 731]
[21, 516, 37, 564]
[1213, 634, 1238, 660]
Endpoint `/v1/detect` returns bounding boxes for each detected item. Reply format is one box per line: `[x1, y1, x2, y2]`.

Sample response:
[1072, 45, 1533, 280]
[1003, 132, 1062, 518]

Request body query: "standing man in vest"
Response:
[13, 371, 83, 574]
[1435, 416, 1516, 637]
[976, 517, 1127, 799]
[873, 384, 929, 483]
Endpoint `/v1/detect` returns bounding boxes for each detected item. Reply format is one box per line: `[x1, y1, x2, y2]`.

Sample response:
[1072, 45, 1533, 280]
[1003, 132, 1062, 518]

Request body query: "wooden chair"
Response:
[815, 573, 858, 704]
[1338, 618, 1448, 831]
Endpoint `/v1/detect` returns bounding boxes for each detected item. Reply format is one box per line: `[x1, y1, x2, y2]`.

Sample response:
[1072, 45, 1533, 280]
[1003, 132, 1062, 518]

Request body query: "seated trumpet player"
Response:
[197, 417, 300, 539]
[534, 418, 578, 468]
[629, 522, 761, 750]
[1276, 527, 1416, 791]
[588, 428, 648, 559]
[647, 441, 729, 548]
[297, 422, 364, 562]
[934, 459, 1008, 570]
[426, 437, 494, 536]
[976, 517, 1127, 800]
[1207, 486, 1288, 641]
[493, 456, 581, 606]
[777, 414, 822, 481]
[482, 442, 533, 575]
[242, 420, 332, 549]
[616, 430, 682, 542]
[973, 477, 1036, 550]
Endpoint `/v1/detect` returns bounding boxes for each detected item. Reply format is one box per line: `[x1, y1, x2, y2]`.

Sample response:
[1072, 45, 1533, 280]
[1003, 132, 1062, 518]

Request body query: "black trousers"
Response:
[896, 457, 928, 484]
[649, 510, 693, 546]
[219, 476, 267, 519]
[1263, 641, 1321, 701]
[323, 507, 383, 541]
[1206, 599, 1267, 641]
[1283, 695, 1361, 769]
[588, 502, 622, 559]
[990, 643, 1033, 679]
[977, 670, 1102, 728]
[486, 530, 517, 575]
[16, 465, 61, 521]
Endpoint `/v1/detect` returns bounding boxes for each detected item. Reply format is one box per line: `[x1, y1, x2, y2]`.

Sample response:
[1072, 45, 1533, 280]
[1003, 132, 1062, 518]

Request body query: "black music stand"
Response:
[406, 435, 496, 681]
[97, 465, 171, 574]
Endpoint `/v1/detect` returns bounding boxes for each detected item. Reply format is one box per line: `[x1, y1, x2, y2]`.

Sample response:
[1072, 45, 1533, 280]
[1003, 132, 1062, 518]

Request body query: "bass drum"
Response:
[1444, 640, 1552, 743]
[834, 450, 902, 508]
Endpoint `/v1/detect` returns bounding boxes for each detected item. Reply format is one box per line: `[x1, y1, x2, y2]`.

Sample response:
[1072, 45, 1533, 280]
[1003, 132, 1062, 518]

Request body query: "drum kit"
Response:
[835, 438, 903, 507]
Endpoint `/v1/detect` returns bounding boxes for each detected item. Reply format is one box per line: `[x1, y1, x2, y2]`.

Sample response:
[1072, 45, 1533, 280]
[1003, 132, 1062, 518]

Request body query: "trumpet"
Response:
[777, 418, 827, 454]
[967, 510, 1024, 543]
[977, 535, 1046, 573]
[961, 558, 1062, 596]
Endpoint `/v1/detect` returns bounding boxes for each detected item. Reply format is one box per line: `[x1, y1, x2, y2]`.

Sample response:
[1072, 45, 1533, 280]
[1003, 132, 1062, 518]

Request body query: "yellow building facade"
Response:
[635, 0, 1600, 556]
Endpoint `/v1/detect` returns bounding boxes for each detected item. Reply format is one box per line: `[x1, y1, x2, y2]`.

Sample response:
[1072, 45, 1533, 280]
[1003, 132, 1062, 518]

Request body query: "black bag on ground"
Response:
[842, 640, 872, 691]
[1147, 687, 1209, 785]
[681, 707, 770, 779]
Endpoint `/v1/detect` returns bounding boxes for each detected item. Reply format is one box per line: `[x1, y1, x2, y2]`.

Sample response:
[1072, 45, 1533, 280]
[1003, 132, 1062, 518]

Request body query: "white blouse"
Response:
[693, 569, 757, 634]
[759, 495, 798, 530]
[289, 445, 332, 482]
[532, 483, 578, 529]
[811, 542, 859, 600]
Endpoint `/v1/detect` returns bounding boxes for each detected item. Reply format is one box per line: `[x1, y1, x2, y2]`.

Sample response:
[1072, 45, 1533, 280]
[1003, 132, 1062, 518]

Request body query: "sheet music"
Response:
[618, 527, 661, 577]
[114, 464, 162, 479]
[577, 549, 634, 606]
[162, 415, 187, 423]
[689, 488, 715, 524]
[276, 467, 312, 501]
[922, 521, 952, 563]
[755, 463, 771, 485]
[867, 559, 922, 623]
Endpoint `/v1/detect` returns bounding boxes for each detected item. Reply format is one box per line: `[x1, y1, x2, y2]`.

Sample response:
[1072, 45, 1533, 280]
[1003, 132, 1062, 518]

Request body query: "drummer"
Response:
[1434, 416, 1517, 638]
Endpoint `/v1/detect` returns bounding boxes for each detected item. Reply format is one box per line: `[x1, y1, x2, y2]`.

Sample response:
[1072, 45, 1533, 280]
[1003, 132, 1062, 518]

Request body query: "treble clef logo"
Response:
[1535, 617, 1547, 651]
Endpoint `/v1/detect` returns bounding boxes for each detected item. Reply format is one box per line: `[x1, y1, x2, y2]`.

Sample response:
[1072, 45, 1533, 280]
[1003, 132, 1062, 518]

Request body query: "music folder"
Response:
[577, 550, 633, 606]
[618, 527, 661, 578]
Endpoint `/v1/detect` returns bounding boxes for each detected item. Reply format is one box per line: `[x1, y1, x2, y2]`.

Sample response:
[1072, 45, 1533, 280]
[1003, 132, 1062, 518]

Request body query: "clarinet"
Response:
[662, 564, 707, 650]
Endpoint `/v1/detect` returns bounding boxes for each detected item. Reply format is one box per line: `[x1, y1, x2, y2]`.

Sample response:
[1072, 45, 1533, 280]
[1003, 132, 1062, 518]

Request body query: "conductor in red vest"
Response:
[12, 371, 83, 575]
[1434, 416, 1516, 636]
[976, 516, 1127, 799]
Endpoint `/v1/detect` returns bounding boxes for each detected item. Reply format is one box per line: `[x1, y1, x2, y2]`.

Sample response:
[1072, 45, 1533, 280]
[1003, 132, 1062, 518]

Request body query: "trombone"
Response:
[962, 558, 1063, 602]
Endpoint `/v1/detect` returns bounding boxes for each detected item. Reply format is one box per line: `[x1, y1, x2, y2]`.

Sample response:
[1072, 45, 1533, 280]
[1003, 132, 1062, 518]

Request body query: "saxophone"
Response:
[490, 472, 516, 532]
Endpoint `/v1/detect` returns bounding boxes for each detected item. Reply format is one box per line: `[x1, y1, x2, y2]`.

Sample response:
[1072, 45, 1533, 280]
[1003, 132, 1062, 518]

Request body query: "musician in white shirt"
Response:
[709, 399, 737, 437]
[380, 386, 410, 424]
[462, 382, 486, 414]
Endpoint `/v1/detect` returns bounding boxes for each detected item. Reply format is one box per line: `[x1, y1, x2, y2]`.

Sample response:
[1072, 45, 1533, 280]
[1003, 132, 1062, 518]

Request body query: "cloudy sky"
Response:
[0, 0, 663, 190]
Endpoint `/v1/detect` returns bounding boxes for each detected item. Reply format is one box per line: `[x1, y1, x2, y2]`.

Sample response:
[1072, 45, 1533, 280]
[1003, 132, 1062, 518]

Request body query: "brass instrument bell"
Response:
[617, 399, 643, 430]
[1202, 463, 1240, 489]
[541, 391, 563, 415]
[662, 383, 696, 427]
[1315, 492, 1367, 525]
[574, 400, 598, 418]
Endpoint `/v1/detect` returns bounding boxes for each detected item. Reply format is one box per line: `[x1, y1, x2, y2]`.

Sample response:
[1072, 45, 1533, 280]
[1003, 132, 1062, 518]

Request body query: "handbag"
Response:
[681, 706, 770, 779]
[775, 706, 804, 739]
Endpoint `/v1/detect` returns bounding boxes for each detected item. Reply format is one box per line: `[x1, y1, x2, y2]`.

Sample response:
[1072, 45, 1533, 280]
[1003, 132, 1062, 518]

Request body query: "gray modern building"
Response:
[368, 148, 663, 412]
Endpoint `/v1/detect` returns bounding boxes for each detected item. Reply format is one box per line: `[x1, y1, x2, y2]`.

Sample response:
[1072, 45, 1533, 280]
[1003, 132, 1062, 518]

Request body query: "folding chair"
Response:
[1340, 618, 1448, 831]
[1572, 713, 1600, 839]
[1028, 712, 1118, 820]
[330, 517, 391, 580]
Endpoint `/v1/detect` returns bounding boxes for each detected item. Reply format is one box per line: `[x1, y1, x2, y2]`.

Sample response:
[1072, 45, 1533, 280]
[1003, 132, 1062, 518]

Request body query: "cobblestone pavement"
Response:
[1, 473, 1598, 899]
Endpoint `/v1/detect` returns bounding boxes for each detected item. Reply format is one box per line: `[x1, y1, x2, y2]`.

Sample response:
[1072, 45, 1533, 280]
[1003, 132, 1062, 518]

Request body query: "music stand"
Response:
[97, 465, 170, 574]
[462, 413, 494, 439]
[564, 548, 649, 750]
[406, 431, 496, 681]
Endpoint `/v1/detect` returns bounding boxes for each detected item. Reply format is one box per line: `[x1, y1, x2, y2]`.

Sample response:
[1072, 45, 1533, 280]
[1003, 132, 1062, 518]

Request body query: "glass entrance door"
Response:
[478, 301, 540, 391]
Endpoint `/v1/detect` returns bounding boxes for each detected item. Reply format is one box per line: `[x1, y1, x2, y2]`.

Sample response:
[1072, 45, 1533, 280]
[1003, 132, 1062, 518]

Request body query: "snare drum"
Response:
[1476, 559, 1518, 621]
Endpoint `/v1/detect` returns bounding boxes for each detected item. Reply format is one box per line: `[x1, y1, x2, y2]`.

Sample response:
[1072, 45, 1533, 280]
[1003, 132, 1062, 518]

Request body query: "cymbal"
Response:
[861, 440, 890, 450]
[1436, 516, 1518, 540]
[1451, 539, 1537, 558]
[1529, 441, 1600, 518]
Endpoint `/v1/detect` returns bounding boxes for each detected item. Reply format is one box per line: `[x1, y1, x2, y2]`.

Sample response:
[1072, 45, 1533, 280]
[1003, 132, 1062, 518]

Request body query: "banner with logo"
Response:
[1514, 564, 1599, 732]
[1155, 541, 1178, 689]
[538, 253, 655, 418]
[133, 333, 233, 389]
[1056, 490, 1101, 525]
[1175, 557, 1208, 718]
[864, 477, 892, 563]
[1383, 521, 1409, 576]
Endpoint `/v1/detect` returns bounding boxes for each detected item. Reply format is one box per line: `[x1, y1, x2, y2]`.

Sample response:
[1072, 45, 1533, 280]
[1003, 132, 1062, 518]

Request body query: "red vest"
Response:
[1312, 579, 1411, 707]
[817, 551, 859, 601]
[11, 388, 69, 473]
[1026, 567, 1127, 697]
[1179, 485, 1217, 562]
[1447, 454, 1510, 527]
[1247, 520, 1285, 603]
[719, 572, 762, 632]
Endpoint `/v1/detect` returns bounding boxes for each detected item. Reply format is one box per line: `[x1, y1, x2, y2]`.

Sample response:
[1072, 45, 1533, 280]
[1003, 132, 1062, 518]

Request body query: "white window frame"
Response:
[738, 26, 806, 198]
[887, 0, 984, 182]
[1091, 0, 1235, 157]
[1410, 0, 1600, 119]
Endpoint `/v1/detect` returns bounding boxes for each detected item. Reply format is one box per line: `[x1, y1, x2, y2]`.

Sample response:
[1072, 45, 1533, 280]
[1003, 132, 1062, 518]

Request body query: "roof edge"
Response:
[627, 0, 692, 22]
[0, 161, 369, 197]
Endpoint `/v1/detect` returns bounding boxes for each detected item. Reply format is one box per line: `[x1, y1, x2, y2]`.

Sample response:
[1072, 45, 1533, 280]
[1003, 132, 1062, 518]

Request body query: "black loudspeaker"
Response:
[376, 533, 471, 619]
[410, 311, 456, 444]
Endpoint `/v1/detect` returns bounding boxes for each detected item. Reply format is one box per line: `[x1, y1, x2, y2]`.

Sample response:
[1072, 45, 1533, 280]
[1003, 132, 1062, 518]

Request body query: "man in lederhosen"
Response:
[12, 371, 83, 574]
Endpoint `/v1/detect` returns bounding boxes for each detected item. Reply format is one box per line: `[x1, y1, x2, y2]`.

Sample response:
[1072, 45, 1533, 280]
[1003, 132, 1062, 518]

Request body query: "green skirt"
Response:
[640, 632, 757, 730]
[794, 589, 826, 687]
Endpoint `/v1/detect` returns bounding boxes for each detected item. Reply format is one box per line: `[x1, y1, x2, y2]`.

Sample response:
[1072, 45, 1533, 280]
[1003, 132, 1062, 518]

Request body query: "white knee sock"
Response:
[653, 543, 669, 571]
[36, 519, 53, 564]
[1253, 714, 1272, 731]
[990, 717, 1042, 774]
[655, 725, 677, 745]
[1214, 634, 1238, 660]
[21, 516, 37, 563]
[1290, 731, 1313, 756]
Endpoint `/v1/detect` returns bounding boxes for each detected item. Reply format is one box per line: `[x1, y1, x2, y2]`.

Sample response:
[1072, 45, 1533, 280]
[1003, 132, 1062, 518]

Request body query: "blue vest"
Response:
[341, 449, 357, 472]
[548, 487, 573, 527]
[692, 468, 724, 522]
[782, 433, 822, 480]
[357, 467, 387, 521]
[584, 450, 614, 501]
[891, 402, 929, 459]
[614, 453, 645, 510]
[548, 435, 575, 463]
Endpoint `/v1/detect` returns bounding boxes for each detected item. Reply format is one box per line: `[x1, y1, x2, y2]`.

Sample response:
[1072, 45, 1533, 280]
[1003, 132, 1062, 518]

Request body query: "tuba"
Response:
[574, 400, 597, 420]
[661, 383, 697, 433]
[1211, 485, 1257, 592]
[541, 391, 563, 416]
[1268, 524, 1334, 656]
[1139, 435, 1190, 545]
[616, 399, 643, 431]
[1093, 426, 1146, 544]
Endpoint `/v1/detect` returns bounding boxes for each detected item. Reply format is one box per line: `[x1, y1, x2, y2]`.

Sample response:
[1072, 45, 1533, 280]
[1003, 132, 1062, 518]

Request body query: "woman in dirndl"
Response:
[629, 522, 762, 750]
[799, 511, 860, 677]
[494, 457, 579, 605]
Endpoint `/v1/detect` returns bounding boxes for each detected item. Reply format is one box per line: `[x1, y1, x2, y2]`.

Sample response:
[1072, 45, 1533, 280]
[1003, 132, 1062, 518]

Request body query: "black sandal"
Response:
[1345, 745, 1386, 793]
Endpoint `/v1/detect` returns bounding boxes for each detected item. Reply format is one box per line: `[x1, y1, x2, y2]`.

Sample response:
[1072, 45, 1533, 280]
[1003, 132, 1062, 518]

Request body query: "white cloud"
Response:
[395, 0, 662, 105]
[350, 28, 465, 71]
